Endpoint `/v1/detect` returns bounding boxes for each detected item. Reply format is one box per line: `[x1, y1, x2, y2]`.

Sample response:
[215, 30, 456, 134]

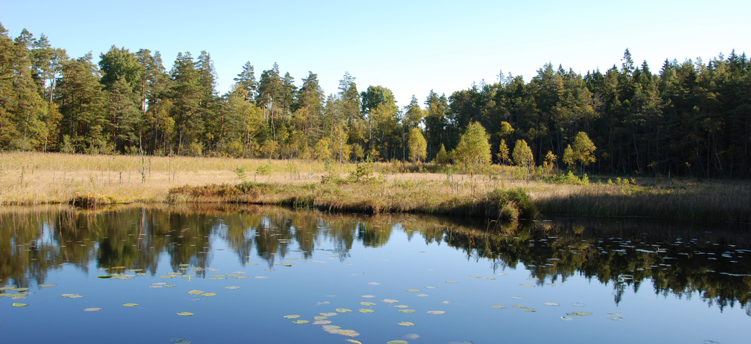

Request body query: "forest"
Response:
[1, 23, 750, 178]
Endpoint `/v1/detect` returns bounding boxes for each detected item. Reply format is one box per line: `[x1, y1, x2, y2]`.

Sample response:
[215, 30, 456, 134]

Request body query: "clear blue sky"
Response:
[2, 0, 749, 107]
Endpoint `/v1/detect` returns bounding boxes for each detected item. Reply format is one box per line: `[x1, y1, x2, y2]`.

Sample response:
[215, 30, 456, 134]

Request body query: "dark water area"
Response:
[1, 205, 750, 344]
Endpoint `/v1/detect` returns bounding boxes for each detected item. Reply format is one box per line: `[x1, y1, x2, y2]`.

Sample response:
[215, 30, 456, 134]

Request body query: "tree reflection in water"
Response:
[0, 205, 749, 315]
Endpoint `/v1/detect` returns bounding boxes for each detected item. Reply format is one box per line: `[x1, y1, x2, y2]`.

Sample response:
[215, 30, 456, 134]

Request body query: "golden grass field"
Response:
[1, 152, 749, 222]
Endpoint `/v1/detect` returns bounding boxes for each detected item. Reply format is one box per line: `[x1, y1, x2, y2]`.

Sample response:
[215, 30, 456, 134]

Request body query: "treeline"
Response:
[1, 23, 750, 177]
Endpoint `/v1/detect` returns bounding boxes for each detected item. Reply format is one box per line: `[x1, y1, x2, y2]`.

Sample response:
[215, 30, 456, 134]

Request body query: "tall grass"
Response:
[2, 152, 749, 223]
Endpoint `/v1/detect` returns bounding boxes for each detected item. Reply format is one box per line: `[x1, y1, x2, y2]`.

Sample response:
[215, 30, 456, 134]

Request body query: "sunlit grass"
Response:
[2, 152, 749, 222]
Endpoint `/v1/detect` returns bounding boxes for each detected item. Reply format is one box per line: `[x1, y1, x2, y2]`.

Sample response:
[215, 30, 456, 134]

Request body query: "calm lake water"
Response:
[1, 205, 749, 344]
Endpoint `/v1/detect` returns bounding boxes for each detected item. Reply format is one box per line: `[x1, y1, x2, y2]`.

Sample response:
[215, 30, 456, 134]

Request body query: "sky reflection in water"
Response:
[0, 205, 749, 344]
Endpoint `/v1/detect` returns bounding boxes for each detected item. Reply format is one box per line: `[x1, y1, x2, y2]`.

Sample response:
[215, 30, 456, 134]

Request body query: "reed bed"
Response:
[1, 152, 749, 223]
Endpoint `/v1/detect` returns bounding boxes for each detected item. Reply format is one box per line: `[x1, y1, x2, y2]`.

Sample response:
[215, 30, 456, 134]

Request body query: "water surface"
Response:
[1, 205, 749, 343]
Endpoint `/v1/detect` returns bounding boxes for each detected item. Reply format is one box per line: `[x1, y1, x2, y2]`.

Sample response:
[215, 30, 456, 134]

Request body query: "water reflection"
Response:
[1, 205, 749, 315]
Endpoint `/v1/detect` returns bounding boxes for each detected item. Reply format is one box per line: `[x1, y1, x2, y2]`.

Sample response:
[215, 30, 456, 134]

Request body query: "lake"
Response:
[1, 205, 749, 344]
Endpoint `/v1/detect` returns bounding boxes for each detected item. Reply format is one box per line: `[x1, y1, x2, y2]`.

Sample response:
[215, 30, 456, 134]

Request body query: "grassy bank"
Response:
[1, 152, 749, 223]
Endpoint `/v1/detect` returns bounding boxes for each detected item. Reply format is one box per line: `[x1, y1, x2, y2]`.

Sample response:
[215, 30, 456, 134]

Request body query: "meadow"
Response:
[1, 152, 749, 223]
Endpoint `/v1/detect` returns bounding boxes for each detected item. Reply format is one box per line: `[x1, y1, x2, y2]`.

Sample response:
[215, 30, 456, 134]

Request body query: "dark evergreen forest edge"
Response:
[2, 23, 750, 178]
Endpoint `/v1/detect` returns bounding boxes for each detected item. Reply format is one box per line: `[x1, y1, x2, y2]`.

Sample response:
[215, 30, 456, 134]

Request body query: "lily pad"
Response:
[201, 292, 217, 297]
[406, 289, 421, 292]
[522, 308, 537, 312]
[519, 284, 535, 287]
[292, 320, 309, 324]
[12, 303, 28, 307]
[512, 305, 525, 309]
[335, 308, 352, 313]
[398, 321, 416, 326]
[561, 316, 573, 321]
[543, 302, 560, 306]
[394, 305, 409, 308]
[319, 312, 338, 317]
[359, 308, 374, 313]
[225, 286, 240, 290]
[491, 305, 507, 309]
[468, 275, 480, 278]
[38, 284, 56, 288]
[83, 308, 102, 312]
[607, 316, 625, 321]
[346, 340, 362, 344]
[313, 320, 332, 325]
[122, 303, 139, 307]
[283, 315, 301, 319]
[399, 309, 416, 313]
[427, 310, 445, 314]
[177, 312, 194, 316]
[361, 295, 375, 298]
[314, 316, 329, 320]
[382, 299, 399, 304]
[387, 341, 408, 344]
[571, 302, 586, 307]
[360, 302, 376, 306]
[187, 290, 204, 295]
[424, 286, 437, 289]
[59, 293, 84, 299]
[566, 311, 593, 317]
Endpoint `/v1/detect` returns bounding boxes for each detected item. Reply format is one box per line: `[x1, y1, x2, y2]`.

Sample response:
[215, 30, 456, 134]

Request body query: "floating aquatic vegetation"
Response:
[545, 283, 558, 286]
[210, 275, 227, 280]
[359, 308, 374, 313]
[427, 311, 445, 314]
[149, 286, 162, 289]
[424, 286, 437, 289]
[83, 308, 102, 312]
[38, 284, 56, 288]
[512, 305, 525, 309]
[394, 305, 408, 308]
[566, 312, 592, 317]
[332, 329, 360, 337]
[522, 308, 537, 312]
[483, 277, 496, 280]
[571, 302, 586, 307]
[387, 341, 408, 344]
[382, 299, 399, 304]
[313, 320, 332, 325]
[607, 316, 625, 321]
[399, 309, 416, 313]
[292, 320, 309, 324]
[398, 321, 416, 326]
[468, 275, 480, 278]
[405, 334, 420, 339]
[177, 312, 194, 316]
[283, 315, 300, 319]
[519, 284, 535, 287]
[336, 308, 352, 313]
[264, 269, 275, 272]
[122, 303, 138, 307]
[361, 295, 375, 298]
[360, 302, 376, 306]
[245, 263, 258, 266]
[322, 325, 341, 331]
[201, 292, 217, 297]
[187, 290, 204, 295]
[225, 286, 240, 290]
[491, 305, 507, 309]
[406, 289, 420, 292]
[543, 302, 560, 306]
[12, 303, 28, 307]
[346, 340, 362, 344]
[314, 316, 328, 320]
[319, 312, 338, 317]
[607, 312, 622, 316]
[59, 294, 84, 299]
[560, 316, 573, 321]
